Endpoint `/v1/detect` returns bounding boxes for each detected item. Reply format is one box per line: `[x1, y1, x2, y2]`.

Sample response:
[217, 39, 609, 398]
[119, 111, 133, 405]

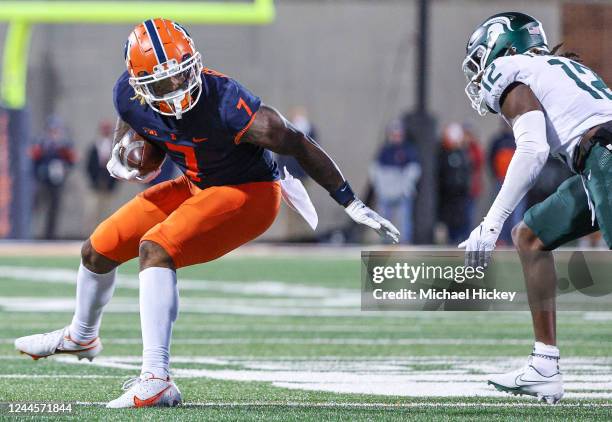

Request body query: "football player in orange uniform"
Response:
[14, 19, 399, 407]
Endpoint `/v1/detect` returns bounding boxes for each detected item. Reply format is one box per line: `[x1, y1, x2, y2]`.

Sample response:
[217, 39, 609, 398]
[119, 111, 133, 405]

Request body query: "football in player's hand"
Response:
[119, 131, 165, 174]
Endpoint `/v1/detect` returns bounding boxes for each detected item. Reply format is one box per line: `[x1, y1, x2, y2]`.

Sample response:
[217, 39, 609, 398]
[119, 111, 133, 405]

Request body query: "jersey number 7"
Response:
[165, 142, 201, 182]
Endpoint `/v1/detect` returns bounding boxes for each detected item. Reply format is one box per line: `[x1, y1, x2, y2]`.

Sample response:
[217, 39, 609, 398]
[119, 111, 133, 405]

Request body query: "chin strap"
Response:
[173, 97, 184, 120]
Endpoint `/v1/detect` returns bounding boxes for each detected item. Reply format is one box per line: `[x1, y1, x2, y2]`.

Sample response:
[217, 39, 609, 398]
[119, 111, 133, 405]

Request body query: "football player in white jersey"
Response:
[460, 12, 612, 404]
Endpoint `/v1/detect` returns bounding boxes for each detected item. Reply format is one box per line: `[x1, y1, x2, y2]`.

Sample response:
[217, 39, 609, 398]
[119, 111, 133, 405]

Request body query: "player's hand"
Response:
[106, 142, 159, 183]
[458, 220, 502, 268]
[345, 199, 400, 243]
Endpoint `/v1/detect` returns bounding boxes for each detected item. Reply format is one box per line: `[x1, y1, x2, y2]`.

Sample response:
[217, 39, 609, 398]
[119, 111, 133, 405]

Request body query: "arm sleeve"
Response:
[219, 79, 262, 144]
[482, 56, 531, 114]
[484, 110, 550, 226]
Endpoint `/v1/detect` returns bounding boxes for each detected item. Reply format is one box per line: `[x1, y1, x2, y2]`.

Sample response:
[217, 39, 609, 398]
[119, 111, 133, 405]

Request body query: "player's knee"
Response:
[512, 222, 545, 253]
[139, 240, 175, 270]
[81, 239, 119, 274]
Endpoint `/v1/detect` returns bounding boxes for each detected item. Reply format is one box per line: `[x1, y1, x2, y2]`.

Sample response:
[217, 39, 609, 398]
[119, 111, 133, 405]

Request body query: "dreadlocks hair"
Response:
[130, 92, 147, 106]
[550, 43, 582, 63]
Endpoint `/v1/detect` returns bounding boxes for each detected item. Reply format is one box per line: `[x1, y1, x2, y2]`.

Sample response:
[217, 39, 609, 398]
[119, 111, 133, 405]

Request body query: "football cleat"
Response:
[14, 326, 102, 362]
[488, 358, 564, 404]
[106, 372, 182, 408]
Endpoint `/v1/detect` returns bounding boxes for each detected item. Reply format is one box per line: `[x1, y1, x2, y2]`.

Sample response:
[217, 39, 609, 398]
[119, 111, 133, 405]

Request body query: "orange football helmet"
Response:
[124, 18, 203, 119]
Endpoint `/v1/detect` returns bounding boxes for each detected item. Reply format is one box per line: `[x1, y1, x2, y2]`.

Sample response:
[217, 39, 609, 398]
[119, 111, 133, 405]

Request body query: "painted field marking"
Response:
[73, 401, 612, 408]
[49, 355, 612, 399]
[1, 296, 610, 321]
[3, 337, 612, 347]
[0, 266, 354, 298]
[0, 374, 121, 379]
[583, 312, 612, 321]
[2, 337, 612, 347]
[2, 322, 517, 333]
[0, 296, 370, 317]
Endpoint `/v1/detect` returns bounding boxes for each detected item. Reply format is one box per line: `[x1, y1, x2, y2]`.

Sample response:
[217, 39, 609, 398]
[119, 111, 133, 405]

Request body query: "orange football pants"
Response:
[90, 176, 281, 268]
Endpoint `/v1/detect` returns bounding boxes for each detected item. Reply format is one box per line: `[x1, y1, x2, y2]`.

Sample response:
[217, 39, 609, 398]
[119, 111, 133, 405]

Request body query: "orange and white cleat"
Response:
[106, 372, 182, 408]
[14, 326, 102, 362]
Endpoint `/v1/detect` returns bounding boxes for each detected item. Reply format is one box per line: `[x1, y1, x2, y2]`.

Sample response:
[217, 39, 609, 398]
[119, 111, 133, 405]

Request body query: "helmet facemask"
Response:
[462, 45, 489, 116]
[129, 52, 203, 119]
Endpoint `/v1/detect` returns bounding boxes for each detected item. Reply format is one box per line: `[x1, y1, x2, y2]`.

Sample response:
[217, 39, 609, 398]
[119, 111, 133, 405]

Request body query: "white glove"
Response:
[458, 220, 502, 268]
[345, 199, 400, 243]
[106, 141, 161, 183]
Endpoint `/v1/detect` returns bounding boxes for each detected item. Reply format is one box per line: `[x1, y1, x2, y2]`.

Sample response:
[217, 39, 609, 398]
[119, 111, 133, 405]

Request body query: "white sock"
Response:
[532, 342, 560, 376]
[139, 267, 179, 379]
[69, 263, 116, 343]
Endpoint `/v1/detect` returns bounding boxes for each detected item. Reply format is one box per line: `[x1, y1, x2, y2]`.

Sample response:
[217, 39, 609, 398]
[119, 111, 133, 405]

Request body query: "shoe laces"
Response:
[42, 327, 67, 351]
[121, 372, 162, 391]
[121, 376, 142, 391]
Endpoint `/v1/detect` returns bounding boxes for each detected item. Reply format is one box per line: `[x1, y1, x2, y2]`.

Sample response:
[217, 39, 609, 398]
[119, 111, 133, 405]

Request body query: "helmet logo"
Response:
[482, 16, 512, 27]
[467, 27, 485, 49]
[486, 22, 509, 48]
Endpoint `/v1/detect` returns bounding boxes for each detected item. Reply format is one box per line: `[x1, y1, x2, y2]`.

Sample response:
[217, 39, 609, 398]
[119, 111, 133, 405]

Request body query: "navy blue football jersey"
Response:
[113, 69, 279, 188]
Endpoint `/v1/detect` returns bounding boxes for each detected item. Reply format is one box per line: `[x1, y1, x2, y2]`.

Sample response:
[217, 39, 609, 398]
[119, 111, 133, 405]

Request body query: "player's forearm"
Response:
[485, 111, 549, 225]
[485, 149, 545, 225]
[288, 133, 346, 193]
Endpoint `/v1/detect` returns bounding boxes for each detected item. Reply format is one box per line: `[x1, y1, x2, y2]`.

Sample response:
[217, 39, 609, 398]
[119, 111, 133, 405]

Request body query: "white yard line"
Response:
[0, 296, 607, 320]
[1, 322, 496, 333]
[2, 337, 612, 347]
[583, 312, 612, 321]
[0, 297, 372, 317]
[4, 355, 612, 363]
[72, 401, 612, 408]
[0, 266, 355, 298]
[4, 354, 611, 399]
[0, 242, 365, 258]
[39, 355, 612, 400]
[0, 296, 410, 317]
[0, 375, 121, 379]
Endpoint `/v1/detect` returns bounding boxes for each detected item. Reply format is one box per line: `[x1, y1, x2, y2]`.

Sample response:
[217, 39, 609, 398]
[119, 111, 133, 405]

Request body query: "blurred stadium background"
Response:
[0, 0, 611, 418]
[0, 0, 608, 243]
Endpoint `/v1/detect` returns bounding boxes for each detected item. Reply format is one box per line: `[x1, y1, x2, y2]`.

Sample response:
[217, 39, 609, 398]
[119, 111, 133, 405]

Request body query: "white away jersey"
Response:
[482, 54, 612, 168]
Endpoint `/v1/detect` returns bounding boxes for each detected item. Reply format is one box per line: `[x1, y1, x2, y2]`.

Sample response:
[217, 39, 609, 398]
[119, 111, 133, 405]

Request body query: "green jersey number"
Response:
[548, 58, 612, 100]
[482, 63, 502, 92]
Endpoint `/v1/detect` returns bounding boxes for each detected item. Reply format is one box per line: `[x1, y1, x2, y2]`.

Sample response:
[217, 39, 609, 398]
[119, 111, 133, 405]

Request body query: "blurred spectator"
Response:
[463, 122, 484, 228]
[30, 115, 77, 239]
[369, 119, 421, 243]
[86, 120, 118, 229]
[488, 122, 526, 245]
[438, 123, 471, 244]
[578, 231, 606, 248]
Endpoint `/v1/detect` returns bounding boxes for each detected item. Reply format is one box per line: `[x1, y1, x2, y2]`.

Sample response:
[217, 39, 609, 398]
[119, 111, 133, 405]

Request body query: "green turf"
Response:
[0, 253, 610, 420]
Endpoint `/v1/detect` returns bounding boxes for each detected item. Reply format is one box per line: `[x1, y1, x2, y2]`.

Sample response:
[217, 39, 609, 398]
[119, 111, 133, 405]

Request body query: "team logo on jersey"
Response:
[143, 127, 159, 137]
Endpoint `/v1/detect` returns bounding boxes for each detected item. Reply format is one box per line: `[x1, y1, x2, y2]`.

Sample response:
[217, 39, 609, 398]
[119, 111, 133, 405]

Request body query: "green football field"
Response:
[0, 249, 610, 421]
